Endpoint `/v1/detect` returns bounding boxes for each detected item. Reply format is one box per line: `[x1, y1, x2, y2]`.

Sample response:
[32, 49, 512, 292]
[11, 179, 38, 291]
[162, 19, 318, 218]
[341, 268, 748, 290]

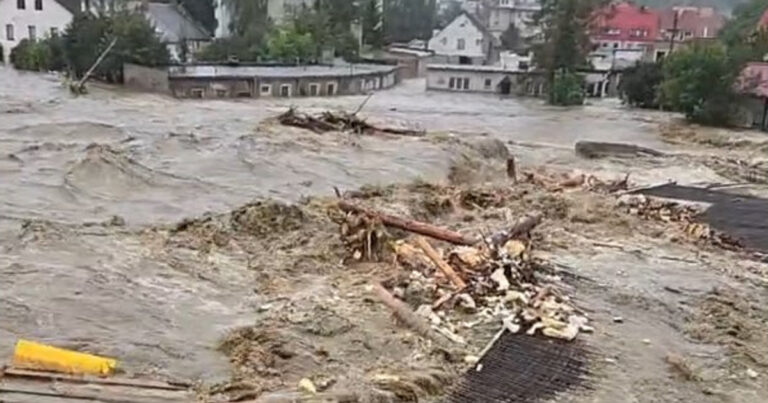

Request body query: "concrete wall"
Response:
[1, 0, 73, 64]
[123, 63, 170, 93]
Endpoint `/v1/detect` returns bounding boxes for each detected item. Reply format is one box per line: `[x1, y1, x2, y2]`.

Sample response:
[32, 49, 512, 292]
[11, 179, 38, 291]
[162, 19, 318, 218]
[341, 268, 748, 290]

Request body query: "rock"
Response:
[746, 368, 759, 379]
[298, 378, 317, 394]
[612, 316, 624, 323]
[642, 339, 651, 345]
[464, 355, 479, 364]
[456, 293, 477, 311]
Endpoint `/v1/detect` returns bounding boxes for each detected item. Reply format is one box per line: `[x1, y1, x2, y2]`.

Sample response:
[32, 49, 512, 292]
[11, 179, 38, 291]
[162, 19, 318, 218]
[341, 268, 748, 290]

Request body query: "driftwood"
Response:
[489, 213, 543, 248]
[415, 236, 467, 290]
[372, 283, 454, 347]
[338, 200, 476, 245]
[575, 141, 666, 159]
[70, 37, 117, 95]
[278, 108, 424, 136]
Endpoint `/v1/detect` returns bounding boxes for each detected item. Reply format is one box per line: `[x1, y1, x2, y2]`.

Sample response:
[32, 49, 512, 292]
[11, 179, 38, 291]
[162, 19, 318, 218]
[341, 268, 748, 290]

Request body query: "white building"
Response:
[1, 0, 79, 63]
[145, 2, 211, 63]
[426, 63, 545, 95]
[486, 0, 541, 42]
[428, 11, 499, 65]
[214, 0, 313, 38]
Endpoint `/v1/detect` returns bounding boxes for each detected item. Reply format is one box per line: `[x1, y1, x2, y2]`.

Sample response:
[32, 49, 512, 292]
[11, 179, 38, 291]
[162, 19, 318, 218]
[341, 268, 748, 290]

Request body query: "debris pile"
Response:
[618, 194, 742, 249]
[335, 200, 592, 345]
[278, 107, 425, 136]
[520, 169, 630, 194]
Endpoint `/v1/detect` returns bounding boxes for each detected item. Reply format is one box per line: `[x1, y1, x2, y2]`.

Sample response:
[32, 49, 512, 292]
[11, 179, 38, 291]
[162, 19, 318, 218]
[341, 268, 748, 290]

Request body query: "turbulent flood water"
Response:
[0, 66, 676, 381]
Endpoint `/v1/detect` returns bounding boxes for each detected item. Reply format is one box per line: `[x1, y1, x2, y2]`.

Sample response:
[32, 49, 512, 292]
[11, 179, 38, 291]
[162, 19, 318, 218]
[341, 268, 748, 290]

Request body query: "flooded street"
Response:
[1, 66, 767, 402]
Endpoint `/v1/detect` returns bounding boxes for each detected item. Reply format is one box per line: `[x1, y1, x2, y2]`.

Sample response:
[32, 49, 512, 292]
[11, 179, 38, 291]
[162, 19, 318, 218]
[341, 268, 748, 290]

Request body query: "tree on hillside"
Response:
[534, 0, 604, 105]
[436, 0, 463, 28]
[265, 25, 315, 63]
[719, 0, 767, 48]
[661, 43, 738, 125]
[383, 0, 437, 43]
[362, 0, 384, 48]
[291, 1, 360, 59]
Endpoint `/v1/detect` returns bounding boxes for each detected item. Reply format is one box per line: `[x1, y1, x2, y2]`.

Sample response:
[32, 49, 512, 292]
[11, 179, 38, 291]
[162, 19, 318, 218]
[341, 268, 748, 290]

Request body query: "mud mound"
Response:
[685, 287, 768, 368]
[231, 201, 305, 237]
[65, 144, 159, 198]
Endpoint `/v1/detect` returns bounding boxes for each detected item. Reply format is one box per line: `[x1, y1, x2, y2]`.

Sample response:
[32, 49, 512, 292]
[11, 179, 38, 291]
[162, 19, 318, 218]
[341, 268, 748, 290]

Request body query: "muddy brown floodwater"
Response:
[1, 66, 767, 402]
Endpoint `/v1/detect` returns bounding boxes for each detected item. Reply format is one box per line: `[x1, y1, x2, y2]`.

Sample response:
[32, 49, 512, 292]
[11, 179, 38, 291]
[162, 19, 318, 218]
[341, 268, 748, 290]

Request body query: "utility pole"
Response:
[668, 9, 679, 53]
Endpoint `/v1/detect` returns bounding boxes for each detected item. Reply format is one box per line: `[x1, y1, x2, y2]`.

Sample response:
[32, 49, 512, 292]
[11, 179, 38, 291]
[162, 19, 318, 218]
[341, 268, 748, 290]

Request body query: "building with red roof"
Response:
[592, 2, 660, 52]
[659, 7, 725, 41]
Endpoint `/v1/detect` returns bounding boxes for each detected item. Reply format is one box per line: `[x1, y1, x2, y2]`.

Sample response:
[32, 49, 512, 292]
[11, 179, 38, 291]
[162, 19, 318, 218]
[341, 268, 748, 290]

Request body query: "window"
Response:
[190, 88, 204, 98]
[309, 83, 319, 96]
[449, 77, 455, 89]
[50, 27, 58, 36]
[5, 24, 14, 41]
[326, 83, 336, 95]
[215, 89, 227, 97]
[440, 37, 447, 45]
[484, 78, 492, 89]
[28, 25, 36, 41]
[457, 38, 465, 50]
[260, 84, 271, 95]
[17, 0, 25, 9]
[613, 42, 618, 49]
[34, 0, 41, 10]
[280, 84, 291, 97]
[462, 77, 469, 90]
[476, 38, 482, 46]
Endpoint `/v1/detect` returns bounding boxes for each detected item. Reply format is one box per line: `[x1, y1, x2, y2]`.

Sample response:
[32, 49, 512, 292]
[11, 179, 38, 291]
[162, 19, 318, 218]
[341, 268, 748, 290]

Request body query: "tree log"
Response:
[415, 236, 467, 290]
[489, 213, 543, 247]
[337, 200, 476, 245]
[372, 283, 453, 347]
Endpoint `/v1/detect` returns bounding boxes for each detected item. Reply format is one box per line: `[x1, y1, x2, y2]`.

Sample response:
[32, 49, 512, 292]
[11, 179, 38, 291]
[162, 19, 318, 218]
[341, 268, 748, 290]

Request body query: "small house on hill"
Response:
[428, 11, 500, 65]
[145, 2, 211, 63]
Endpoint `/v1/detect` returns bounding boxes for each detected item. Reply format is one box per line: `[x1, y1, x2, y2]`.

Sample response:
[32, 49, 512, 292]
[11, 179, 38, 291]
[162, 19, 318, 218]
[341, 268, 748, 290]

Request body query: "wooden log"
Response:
[489, 213, 543, 247]
[414, 236, 467, 290]
[507, 157, 517, 182]
[337, 200, 476, 245]
[372, 283, 452, 347]
[1, 368, 187, 390]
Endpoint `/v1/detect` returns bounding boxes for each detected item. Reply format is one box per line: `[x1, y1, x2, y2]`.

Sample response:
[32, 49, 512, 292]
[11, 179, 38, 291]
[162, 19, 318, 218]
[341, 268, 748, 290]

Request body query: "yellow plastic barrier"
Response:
[12, 339, 117, 376]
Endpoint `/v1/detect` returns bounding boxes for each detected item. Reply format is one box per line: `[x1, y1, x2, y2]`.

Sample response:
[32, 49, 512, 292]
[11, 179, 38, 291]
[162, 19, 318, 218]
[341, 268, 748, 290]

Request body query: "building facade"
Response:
[426, 64, 545, 96]
[428, 11, 499, 65]
[153, 63, 399, 99]
[592, 2, 660, 54]
[486, 0, 541, 41]
[214, 0, 313, 38]
[1, 0, 78, 63]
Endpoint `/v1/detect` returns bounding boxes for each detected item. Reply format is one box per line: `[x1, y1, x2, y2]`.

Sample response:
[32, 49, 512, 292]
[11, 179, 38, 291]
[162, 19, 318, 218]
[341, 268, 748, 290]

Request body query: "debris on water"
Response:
[278, 107, 425, 137]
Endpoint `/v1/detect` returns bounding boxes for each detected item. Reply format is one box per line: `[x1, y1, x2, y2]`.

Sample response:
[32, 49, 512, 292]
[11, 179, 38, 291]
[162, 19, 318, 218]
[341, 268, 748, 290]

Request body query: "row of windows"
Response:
[5, 24, 56, 41]
[190, 82, 338, 98]
[447, 76, 495, 91]
[439, 37, 483, 50]
[601, 27, 650, 38]
[16, 0, 44, 10]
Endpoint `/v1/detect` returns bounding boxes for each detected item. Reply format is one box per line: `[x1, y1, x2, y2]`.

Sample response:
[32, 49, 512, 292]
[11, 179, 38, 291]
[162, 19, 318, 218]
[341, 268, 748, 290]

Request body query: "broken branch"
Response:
[338, 200, 476, 245]
[371, 283, 453, 347]
[415, 236, 467, 290]
[489, 213, 543, 247]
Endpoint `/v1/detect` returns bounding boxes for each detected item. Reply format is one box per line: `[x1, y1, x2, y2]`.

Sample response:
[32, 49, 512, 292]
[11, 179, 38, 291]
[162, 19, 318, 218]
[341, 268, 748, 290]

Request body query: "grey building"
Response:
[123, 63, 400, 98]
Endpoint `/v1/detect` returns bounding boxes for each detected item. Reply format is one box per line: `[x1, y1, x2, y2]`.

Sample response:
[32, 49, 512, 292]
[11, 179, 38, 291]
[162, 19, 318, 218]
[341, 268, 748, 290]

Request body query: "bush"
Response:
[620, 62, 663, 109]
[550, 70, 584, 106]
[197, 37, 264, 62]
[265, 26, 315, 63]
[661, 43, 738, 126]
[10, 39, 52, 71]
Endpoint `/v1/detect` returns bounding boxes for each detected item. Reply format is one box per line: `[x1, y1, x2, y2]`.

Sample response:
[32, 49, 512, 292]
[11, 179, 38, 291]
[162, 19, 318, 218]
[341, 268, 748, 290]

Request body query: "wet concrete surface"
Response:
[1, 66, 767, 399]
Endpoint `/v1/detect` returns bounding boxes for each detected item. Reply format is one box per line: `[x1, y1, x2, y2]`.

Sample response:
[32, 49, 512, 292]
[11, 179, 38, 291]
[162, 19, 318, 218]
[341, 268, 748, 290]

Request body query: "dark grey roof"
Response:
[55, 0, 81, 14]
[146, 2, 211, 43]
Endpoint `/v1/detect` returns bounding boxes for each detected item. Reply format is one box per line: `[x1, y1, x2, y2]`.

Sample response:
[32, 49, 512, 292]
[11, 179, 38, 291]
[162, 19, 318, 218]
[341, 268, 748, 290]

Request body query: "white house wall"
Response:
[0, 0, 73, 63]
[427, 68, 506, 93]
[428, 13, 486, 59]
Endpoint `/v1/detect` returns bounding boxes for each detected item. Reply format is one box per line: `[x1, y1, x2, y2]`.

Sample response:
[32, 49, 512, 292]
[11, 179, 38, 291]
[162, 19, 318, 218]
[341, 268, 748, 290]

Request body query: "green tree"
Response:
[500, 24, 522, 51]
[620, 62, 663, 108]
[63, 12, 169, 82]
[10, 39, 51, 71]
[719, 0, 768, 49]
[197, 37, 264, 62]
[436, 0, 462, 28]
[362, 0, 384, 48]
[534, 0, 603, 105]
[661, 43, 738, 125]
[291, 1, 360, 59]
[383, 0, 437, 43]
[551, 70, 584, 106]
[265, 25, 315, 63]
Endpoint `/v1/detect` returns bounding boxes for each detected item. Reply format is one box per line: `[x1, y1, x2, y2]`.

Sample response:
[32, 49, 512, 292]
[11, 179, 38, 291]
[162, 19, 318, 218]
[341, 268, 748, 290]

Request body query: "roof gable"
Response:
[146, 3, 211, 42]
